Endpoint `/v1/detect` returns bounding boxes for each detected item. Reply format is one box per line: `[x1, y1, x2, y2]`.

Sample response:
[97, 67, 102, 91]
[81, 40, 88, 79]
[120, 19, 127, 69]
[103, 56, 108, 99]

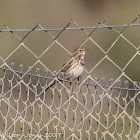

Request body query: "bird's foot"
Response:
[73, 80, 79, 87]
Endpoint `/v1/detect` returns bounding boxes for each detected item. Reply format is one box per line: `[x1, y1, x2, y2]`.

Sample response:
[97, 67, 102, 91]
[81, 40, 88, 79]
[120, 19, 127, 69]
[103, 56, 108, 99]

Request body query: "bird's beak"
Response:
[84, 49, 88, 52]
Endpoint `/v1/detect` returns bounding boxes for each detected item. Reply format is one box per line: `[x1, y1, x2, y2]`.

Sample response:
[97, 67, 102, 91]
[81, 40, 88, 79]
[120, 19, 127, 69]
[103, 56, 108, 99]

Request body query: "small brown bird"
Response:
[45, 48, 88, 90]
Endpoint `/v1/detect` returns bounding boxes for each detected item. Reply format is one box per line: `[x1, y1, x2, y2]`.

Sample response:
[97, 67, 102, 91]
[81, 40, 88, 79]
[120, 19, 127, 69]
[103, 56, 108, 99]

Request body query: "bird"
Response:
[45, 48, 88, 91]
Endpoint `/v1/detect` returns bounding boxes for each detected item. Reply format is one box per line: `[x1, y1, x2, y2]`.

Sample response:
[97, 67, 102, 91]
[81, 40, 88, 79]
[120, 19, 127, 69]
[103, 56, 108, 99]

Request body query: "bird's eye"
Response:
[79, 50, 82, 51]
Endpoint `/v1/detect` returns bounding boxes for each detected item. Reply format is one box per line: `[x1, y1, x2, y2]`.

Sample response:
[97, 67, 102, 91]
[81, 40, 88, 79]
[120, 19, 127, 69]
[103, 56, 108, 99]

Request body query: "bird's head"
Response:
[73, 48, 88, 59]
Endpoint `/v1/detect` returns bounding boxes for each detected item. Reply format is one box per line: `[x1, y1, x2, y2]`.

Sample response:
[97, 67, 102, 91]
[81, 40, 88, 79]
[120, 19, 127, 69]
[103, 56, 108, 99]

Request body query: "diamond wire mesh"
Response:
[0, 16, 140, 140]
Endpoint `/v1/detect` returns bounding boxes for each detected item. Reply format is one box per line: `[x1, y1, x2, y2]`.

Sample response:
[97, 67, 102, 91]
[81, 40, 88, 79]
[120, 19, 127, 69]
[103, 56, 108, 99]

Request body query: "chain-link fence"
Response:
[0, 16, 140, 140]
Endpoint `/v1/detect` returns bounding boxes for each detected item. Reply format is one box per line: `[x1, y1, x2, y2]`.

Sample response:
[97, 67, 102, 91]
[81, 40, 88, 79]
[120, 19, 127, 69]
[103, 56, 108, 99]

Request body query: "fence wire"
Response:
[0, 16, 140, 140]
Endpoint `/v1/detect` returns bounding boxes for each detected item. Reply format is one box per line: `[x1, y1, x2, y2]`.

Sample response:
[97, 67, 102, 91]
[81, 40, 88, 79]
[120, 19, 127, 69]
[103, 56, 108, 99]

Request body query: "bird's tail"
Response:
[45, 81, 56, 91]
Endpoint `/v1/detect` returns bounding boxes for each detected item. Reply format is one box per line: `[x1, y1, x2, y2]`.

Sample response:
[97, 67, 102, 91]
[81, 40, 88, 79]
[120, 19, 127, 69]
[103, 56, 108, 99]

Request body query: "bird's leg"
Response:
[73, 80, 79, 87]
[73, 76, 81, 87]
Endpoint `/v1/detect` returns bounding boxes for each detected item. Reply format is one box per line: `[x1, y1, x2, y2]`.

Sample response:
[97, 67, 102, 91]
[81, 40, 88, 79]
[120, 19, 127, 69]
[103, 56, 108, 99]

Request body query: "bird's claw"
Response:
[73, 80, 79, 87]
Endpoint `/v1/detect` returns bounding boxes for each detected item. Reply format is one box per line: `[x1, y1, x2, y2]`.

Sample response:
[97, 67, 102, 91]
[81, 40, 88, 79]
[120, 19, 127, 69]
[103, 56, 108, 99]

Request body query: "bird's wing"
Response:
[61, 58, 76, 73]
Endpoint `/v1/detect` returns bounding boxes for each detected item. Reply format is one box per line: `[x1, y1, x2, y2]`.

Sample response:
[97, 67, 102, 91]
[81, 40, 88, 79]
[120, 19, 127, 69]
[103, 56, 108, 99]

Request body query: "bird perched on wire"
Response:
[45, 48, 88, 91]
